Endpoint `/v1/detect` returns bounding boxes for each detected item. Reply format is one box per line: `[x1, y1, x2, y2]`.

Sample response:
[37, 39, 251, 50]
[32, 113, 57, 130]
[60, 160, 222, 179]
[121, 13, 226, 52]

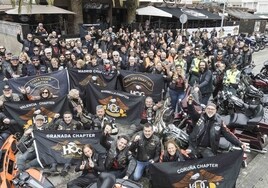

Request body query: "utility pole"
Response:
[221, 0, 226, 30]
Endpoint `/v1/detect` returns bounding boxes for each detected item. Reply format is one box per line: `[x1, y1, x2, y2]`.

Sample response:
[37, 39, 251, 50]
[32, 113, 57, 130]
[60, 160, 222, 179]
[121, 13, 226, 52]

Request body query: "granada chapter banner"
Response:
[149, 150, 243, 188]
[33, 130, 106, 167]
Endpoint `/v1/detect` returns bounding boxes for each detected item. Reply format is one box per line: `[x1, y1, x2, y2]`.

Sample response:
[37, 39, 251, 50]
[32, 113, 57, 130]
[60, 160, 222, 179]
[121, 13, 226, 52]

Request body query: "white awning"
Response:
[5, 5, 75, 15]
[136, 6, 172, 18]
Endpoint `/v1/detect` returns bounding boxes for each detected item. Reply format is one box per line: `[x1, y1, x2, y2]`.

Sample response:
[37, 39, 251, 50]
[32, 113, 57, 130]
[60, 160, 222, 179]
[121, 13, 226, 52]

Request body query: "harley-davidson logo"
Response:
[173, 169, 223, 188]
[123, 74, 154, 94]
[51, 140, 83, 158]
[99, 97, 128, 117]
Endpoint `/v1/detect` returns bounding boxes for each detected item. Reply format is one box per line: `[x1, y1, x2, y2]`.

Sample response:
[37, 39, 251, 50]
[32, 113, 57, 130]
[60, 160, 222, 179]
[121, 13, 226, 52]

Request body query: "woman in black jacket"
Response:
[161, 140, 187, 162]
[67, 144, 105, 188]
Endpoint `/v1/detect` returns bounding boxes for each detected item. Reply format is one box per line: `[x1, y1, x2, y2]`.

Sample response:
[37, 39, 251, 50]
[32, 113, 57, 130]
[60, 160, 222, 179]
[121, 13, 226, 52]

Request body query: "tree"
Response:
[10, 0, 54, 14]
[10, 0, 83, 34]
[112, 0, 139, 24]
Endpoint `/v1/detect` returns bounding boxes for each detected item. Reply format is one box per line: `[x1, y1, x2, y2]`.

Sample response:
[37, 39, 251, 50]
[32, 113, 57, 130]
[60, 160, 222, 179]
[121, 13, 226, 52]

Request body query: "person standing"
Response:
[193, 61, 213, 105]
[129, 123, 161, 181]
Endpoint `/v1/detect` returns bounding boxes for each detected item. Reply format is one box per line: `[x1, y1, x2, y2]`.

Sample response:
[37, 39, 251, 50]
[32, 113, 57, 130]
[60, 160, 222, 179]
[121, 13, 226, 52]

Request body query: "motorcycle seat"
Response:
[222, 113, 248, 129]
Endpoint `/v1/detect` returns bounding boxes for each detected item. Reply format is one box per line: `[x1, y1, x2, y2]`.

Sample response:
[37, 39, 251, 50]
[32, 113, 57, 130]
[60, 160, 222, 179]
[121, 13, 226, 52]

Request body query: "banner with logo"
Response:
[33, 130, 106, 167]
[4, 96, 70, 129]
[7, 69, 69, 98]
[86, 84, 145, 125]
[149, 150, 243, 188]
[118, 70, 165, 101]
[68, 68, 118, 97]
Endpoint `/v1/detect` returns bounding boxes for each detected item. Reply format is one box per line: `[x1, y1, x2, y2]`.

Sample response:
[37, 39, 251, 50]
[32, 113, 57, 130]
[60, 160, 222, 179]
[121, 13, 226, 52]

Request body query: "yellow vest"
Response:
[225, 69, 240, 84]
[191, 58, 200, 73]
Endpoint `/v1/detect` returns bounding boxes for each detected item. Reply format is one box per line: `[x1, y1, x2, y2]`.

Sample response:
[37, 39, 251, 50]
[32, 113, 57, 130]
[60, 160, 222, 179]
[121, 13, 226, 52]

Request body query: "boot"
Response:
[50, 163, 58, 172]
[61, 164, 70, 177]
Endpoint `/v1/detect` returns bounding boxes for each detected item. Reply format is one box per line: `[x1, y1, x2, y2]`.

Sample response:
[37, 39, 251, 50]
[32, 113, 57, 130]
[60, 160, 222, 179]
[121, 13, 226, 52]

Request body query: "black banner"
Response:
[7, 69, 69, 98]
[68, 68, 118, 97]
[149, 150, 243, 188]
[4, 96, 70, 129]
[33, 130, 106, 167]
[86, 84, 145, 125]
[118, 70, 165, 101]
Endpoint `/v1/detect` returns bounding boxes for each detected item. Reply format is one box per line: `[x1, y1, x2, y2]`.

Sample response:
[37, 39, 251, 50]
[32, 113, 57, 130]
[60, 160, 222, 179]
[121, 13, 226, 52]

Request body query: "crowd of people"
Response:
[0, 23, 251, 187]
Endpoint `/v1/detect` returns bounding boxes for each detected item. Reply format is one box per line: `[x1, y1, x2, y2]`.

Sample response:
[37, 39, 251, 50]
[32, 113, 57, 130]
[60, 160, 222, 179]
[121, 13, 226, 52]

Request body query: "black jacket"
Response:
[105, 141, 136, 177]
[162, 150, 185, 162]
[198, 69, 213, 95]
[129, 133, 161, 162]
[74, 152, 105, 176]
[188, 104, 242, 155]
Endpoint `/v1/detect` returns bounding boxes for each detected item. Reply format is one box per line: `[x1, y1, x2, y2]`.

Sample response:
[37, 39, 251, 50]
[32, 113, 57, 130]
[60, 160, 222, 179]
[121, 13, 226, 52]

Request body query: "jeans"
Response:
[133, 161, 150, 181]
[169, 89, 185, 112]
[16, 150, 39, 171]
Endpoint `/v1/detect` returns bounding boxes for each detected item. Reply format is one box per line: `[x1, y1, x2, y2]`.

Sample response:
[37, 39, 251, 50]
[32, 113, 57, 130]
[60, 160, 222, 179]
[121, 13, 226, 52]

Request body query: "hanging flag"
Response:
[149, 150, 243, 188]
[68, 68, 118, 97]
[7, 69, 69, 98]
[86, 84, 145, 125]
[118, 70, 165, 101]
[33, 130, 106, 167]
[4, 96, 70, 130]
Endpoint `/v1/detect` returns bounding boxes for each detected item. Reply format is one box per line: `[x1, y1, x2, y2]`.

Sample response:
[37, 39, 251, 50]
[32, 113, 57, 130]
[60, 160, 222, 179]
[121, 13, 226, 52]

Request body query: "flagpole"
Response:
[221, 0, 226, 30]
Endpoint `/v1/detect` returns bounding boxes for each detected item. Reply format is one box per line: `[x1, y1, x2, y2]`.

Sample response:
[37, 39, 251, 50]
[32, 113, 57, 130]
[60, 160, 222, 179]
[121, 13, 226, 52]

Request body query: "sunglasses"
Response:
[42, 91, 48, 94]
[113, 55, 119, 57]
[33, 59, 39, 61]
[34, 50, 39, 51]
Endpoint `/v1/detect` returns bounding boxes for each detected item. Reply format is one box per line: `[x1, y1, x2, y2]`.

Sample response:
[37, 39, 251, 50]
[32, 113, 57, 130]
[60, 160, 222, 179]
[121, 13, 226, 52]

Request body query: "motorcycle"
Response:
[12, 168, 55, 188]
[244, 36, 260, 52]
[220, 99, 267, 153]
[255, 35, 266, 50]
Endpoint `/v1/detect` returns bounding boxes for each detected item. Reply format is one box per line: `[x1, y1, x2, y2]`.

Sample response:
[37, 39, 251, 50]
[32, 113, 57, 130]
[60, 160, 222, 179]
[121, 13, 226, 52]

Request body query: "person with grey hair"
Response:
[111, 51, 121, 69]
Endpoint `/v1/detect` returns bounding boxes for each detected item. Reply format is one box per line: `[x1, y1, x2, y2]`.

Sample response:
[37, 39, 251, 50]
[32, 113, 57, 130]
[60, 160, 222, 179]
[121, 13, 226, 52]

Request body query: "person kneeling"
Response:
[67, 144, 105, 188]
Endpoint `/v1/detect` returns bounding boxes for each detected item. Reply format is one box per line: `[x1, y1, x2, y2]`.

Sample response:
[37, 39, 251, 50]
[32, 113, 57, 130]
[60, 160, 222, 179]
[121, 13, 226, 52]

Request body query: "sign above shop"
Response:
[84, 3, 110, 10]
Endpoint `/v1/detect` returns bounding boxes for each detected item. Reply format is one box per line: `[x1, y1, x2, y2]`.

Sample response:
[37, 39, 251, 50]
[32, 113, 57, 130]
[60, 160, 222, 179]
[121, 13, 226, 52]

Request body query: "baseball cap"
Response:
[11, 55, 19, 60]
[31, 56, 39, 61]
[35, 114, 45, 121]
[5, 51, 12, 55]
[3, 85, 11, 91]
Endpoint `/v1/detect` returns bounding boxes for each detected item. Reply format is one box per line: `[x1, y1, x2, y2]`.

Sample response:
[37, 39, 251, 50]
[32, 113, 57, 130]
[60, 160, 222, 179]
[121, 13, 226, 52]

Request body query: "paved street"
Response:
[236, 48, 268, 188]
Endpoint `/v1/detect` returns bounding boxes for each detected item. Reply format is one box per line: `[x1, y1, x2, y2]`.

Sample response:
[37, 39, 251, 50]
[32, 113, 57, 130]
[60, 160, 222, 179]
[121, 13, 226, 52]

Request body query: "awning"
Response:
[0, 5, 13, 12]
[225, 9, 260, 20]
[194, 9, 222, 20]
[254, 14, 268, 19]
[136, 6, 172, 18]
[158, 7, 199, 20]
[5, 5, 75, 15]
[158, 7, 221, 20]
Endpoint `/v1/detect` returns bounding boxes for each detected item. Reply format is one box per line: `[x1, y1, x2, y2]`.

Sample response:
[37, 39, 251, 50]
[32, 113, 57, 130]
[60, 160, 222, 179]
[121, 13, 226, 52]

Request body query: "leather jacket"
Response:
[189, 112, 242, 155]
[74, 152, 105, 176]
[51, 119, 83, 130]
[129, 133, 161, 162]
[105, 141, 136, 177]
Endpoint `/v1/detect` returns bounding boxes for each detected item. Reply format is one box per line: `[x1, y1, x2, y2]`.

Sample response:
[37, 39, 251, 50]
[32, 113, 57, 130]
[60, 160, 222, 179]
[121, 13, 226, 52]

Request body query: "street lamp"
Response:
[220, 0, 227, 30]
